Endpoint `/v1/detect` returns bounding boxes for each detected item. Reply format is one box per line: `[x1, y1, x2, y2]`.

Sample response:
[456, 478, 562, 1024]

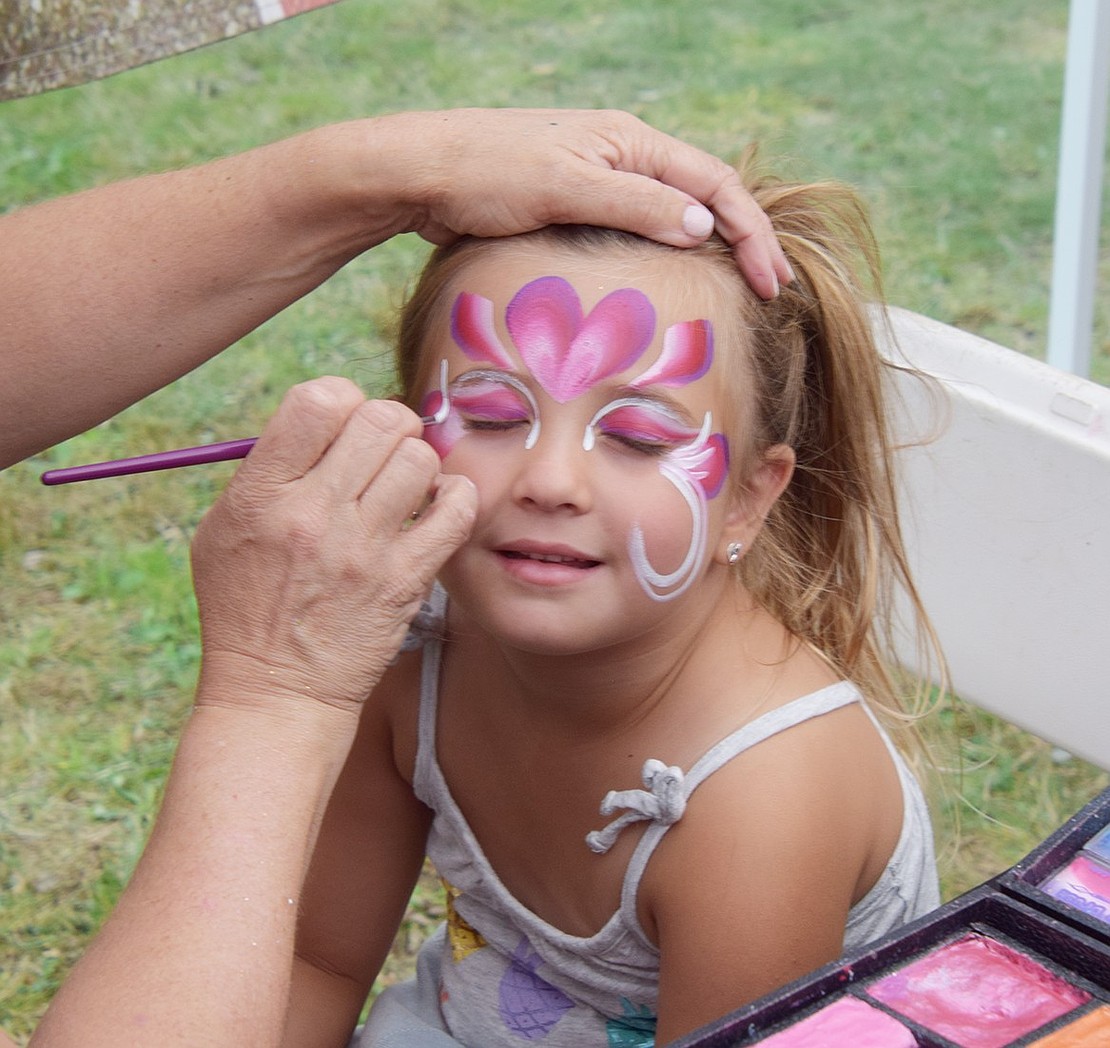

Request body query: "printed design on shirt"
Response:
[443, 878, 487, 963]
[606, 998, 657, 1047]
[498, 936, 575, 1040]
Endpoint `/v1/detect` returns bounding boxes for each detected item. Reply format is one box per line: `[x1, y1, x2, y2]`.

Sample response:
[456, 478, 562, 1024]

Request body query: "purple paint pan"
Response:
[1000, 787, 1110, 943]
[1040, 855, 1110, 927]
[1084, 825, 1110, 865]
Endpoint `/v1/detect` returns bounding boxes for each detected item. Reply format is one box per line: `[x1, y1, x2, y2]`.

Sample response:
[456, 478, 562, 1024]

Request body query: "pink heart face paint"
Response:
[423, 272, 731, 606]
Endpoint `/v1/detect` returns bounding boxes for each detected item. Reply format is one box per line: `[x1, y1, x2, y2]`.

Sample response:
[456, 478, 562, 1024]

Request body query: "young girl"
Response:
[285, 168, 942, 1048]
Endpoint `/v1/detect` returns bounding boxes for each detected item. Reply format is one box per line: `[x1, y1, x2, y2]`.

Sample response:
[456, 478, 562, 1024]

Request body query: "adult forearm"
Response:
[0, 121, 405, 469]
[29, 701, 359, 1048]
[1, 107, 792, 470]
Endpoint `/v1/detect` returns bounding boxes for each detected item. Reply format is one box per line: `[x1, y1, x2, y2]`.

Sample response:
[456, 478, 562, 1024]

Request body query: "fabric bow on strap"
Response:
[585, 758, 687, 854]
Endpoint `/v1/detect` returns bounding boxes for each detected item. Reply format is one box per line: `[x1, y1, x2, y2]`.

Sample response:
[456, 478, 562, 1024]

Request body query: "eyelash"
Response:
[463, 418, 673, 457]
[461, 416, 530, 432]
[602, 431, 674, 457]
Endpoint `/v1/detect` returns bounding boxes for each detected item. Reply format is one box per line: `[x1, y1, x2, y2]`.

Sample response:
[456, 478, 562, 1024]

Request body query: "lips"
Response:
[500, 549, 600, 569]
[495, 542, 602, 573]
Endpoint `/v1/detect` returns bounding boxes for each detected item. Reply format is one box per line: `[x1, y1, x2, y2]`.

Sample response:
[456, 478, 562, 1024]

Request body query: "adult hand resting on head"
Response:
[28, 379, 476, 1048]
[0, 107, 789, 470]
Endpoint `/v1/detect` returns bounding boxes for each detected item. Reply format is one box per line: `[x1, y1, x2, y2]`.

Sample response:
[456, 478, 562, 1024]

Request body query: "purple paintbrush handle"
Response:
[40, 437, 258, 485]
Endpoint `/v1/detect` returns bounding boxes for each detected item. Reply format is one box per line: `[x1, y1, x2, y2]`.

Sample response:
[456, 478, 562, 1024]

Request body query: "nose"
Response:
[510, 424, 594, 514]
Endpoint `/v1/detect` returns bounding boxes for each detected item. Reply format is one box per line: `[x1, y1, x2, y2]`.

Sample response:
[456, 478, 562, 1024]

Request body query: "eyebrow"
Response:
[452, 367, 530, 391]
[605, 386, 698, 427]
[452, 368, 697, 424]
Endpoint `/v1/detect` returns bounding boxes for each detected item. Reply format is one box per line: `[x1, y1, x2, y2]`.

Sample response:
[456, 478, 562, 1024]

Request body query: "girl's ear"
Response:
[715, 444, 794, 565]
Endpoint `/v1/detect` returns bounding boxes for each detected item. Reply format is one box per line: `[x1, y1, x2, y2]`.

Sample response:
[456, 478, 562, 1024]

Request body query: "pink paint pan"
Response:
[671, 889, 1110, 1048]
[672, 789, 1110, 1048]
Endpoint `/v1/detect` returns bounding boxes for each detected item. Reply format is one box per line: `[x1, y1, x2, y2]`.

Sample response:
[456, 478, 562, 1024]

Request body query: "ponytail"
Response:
[735, 166, 945, 732]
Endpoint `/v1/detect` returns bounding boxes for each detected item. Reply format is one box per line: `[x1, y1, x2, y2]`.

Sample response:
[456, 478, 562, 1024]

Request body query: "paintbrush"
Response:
[41, 365, 451, 486]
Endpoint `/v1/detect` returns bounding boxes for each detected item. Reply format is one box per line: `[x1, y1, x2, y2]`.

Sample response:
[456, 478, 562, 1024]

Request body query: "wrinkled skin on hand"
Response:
[190, 376, 477, 716]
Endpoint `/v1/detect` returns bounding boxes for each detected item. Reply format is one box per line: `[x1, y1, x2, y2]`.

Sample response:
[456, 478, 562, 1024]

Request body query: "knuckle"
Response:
[287, 375, 361, 414]
[355, 398, 417, 438]
[398, 434, 441, 471]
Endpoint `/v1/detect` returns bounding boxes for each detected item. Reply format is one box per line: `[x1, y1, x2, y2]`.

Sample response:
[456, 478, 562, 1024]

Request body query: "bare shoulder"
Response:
[645, 691, 904, 1043]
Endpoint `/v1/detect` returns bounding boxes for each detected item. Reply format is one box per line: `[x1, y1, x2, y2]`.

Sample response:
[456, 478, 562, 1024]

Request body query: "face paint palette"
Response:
[674, 787, 1110, 1048]
[1000, 788, 1110, 942]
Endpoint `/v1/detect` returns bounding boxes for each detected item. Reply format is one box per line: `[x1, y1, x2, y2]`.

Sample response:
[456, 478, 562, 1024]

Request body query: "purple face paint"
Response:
[865, 933, 1090, 1048]
[757, 996, 915, 1048]
[422, 370, 540, 458]
[584, 398, 698, 453]
[1041, 853, 1110, 925]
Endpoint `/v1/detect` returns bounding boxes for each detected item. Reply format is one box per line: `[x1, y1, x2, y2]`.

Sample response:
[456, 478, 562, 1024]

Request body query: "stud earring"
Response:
[726, 541, 743, 565]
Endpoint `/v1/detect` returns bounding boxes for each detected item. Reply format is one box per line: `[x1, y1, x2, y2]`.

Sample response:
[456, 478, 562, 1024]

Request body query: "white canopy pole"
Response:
[1047, 0, 1110, 376]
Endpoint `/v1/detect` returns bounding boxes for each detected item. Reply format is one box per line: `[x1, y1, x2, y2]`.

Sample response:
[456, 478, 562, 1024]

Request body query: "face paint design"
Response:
[424, 275, 731, 603]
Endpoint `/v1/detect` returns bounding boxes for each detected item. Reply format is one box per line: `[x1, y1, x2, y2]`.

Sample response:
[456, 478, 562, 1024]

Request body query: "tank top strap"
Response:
[683, 680, 860, 793]
[411, 585, 449, 805]
[614, 681, 862, 946]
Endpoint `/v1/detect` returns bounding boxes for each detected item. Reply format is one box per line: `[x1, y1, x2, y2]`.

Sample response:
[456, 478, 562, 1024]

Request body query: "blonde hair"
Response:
[394, 167, 945, 739]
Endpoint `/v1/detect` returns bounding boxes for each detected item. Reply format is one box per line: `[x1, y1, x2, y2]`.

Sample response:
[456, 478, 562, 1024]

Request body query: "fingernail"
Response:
[682, 204, 714, 239]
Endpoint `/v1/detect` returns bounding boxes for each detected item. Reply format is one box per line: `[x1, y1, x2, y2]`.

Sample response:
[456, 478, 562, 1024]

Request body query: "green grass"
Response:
[2, 0, 1109, 1039]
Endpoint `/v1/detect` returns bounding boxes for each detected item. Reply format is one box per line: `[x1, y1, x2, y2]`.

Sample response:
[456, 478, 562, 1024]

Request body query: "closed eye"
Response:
[588, 400, 698, 457]
[449, 369, 541, 449]
[599, 430, 676, 456]
[462, 415, 531, 432]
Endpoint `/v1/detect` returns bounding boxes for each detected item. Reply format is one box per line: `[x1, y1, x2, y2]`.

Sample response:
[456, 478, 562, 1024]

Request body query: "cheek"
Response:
[603, 463, 699, 568]
[429, 438, 507, 524]
[422, 419, 462, 459]
[419, 391, 462, 458]
[617, 437, 729, 602]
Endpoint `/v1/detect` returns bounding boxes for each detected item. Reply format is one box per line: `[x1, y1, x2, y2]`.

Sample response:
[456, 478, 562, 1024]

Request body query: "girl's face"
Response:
[416, 244, 775, 656]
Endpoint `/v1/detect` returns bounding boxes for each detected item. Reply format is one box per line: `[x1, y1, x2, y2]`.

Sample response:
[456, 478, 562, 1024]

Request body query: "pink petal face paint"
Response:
[423, 275, 732, 604]
[452, 292, 515, 370]
[864, 933, 1090, 1048]
[505, 276, 655, 403]
[630, 319, 713, 389]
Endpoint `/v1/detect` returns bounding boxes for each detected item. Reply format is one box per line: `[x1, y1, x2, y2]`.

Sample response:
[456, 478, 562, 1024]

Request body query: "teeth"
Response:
[504, 550, 593, 566]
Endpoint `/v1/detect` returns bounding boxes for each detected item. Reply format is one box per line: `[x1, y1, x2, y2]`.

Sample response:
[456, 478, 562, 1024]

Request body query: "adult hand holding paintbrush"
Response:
[30, 376, 476, 1047]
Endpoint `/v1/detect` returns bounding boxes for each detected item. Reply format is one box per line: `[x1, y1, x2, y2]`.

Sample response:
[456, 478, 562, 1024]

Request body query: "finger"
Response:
[396, 473, 478, 577]
[311, 398, 425, 501]
[239, 377, 367, 487]
[590, 116, 799, 301]
[698, 170, 796, 299]
[354, 434, 445, 532]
